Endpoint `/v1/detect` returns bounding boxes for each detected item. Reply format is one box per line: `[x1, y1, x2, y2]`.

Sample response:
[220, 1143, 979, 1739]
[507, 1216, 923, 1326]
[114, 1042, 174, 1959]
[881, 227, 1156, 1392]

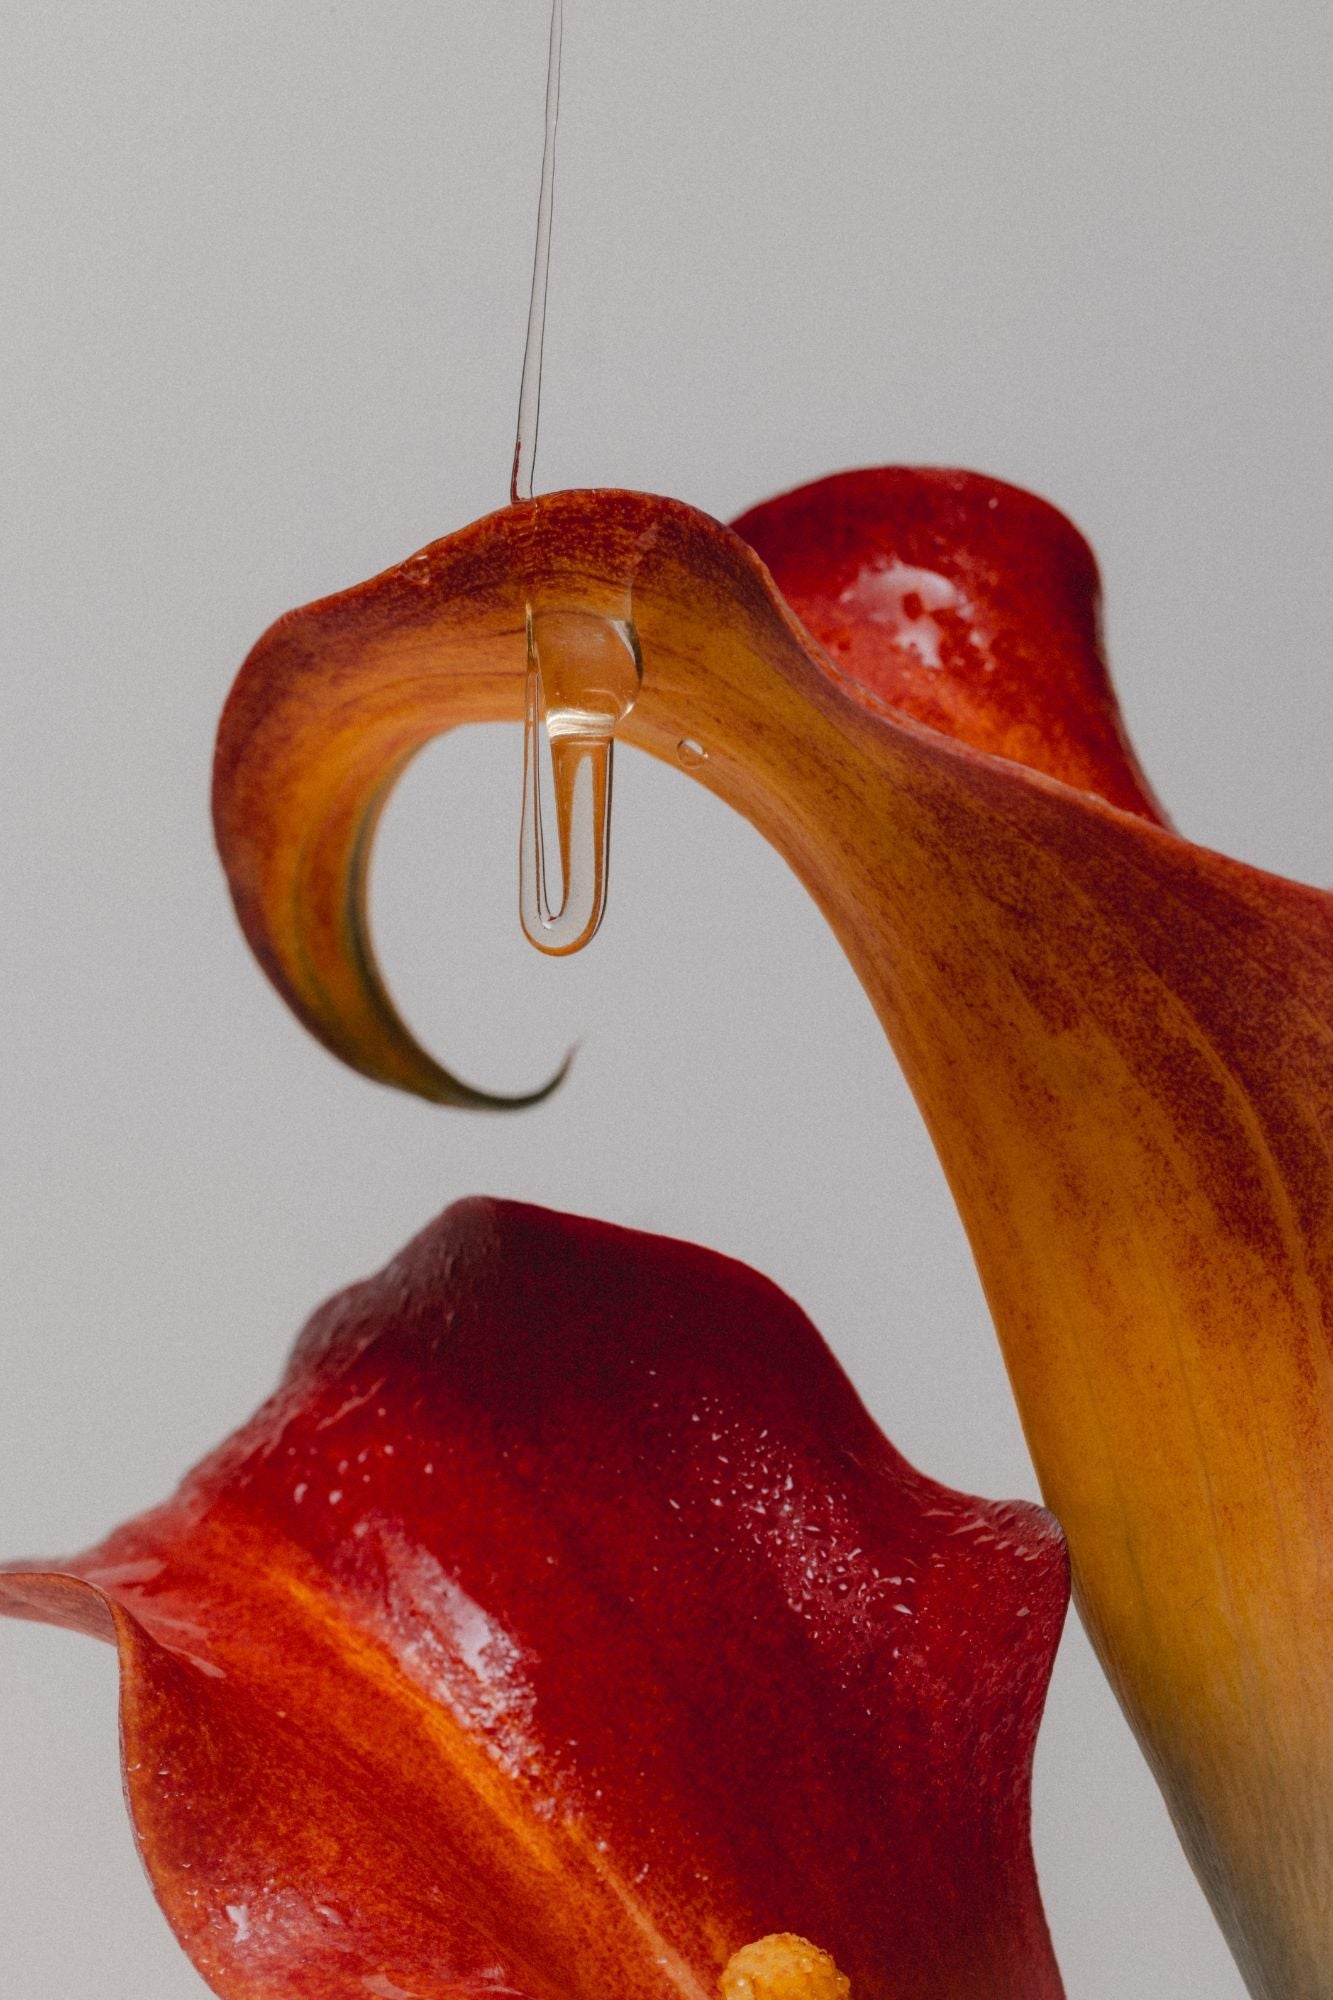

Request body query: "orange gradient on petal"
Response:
[213, 470, 1333, 1999]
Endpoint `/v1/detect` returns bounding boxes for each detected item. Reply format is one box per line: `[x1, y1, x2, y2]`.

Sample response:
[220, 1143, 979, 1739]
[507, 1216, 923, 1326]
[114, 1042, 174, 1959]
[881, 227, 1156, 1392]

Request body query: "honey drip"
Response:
[520, 606, 641, 955]
[511, 1, 640, 957]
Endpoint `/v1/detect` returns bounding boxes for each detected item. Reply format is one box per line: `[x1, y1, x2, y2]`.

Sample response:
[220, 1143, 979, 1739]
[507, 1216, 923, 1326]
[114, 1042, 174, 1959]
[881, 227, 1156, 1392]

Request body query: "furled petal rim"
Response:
[213, 469, 1333, 1998]
[211, 469, 1161, 1106]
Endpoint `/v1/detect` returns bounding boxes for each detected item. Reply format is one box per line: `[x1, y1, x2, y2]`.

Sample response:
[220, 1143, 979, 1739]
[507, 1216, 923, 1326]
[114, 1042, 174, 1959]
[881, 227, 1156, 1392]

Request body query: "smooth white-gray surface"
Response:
[2, 3, 1329, 1994]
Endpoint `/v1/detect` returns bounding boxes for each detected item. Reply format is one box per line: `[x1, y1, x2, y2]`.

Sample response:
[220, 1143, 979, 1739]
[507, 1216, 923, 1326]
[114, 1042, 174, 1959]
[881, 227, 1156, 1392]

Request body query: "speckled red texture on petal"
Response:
[732, 468, 1164, 821]
[211, 471, 1333, 1994]
[1, 1198, 1067, 2000]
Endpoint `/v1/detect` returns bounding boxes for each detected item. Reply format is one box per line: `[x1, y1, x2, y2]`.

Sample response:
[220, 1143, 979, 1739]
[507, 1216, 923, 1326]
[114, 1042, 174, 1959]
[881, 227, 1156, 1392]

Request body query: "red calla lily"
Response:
[0, 1198, 1068, 2000]
[213, 469, 1333, 1997]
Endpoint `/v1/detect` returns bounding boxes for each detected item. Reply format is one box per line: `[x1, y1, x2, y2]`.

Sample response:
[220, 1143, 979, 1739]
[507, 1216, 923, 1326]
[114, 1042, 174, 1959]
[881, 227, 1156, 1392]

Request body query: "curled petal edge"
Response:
[216, 471, 1333, 1997]
[213, 470, 1149, 1105]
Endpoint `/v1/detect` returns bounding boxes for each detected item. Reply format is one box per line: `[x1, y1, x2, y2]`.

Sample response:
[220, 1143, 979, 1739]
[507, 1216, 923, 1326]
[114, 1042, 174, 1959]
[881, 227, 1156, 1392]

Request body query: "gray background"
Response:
[2, 2, 1329, 1994]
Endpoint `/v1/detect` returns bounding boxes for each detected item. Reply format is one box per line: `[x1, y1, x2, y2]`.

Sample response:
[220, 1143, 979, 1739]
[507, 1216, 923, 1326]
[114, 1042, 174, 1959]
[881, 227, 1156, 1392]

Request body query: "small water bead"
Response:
[520, 604, 642, 956]
[676, 737, 708, 768]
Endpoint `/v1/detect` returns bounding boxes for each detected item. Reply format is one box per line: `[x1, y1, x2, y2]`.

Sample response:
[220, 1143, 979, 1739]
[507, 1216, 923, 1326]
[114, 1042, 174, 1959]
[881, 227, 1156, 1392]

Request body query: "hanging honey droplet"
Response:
[520, 604, 642, 955]
[511, 4, 642, 959]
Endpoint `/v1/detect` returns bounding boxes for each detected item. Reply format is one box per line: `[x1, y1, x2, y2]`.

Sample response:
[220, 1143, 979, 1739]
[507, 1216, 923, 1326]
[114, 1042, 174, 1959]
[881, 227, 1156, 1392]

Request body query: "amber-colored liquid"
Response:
[520, 605, 642, 956]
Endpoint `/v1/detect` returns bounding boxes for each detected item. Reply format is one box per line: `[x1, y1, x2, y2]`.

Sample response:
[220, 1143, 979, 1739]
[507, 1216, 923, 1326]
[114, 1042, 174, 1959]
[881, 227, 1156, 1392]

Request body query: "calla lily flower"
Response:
[0, 1197, 1068, 2000]
[214, 469, 1333, 1998]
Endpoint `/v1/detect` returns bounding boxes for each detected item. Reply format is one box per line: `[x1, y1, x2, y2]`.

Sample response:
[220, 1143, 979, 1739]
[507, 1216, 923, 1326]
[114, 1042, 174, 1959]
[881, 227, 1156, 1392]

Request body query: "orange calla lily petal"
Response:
[215, 468, 1333, 1995]
[0, 1197, 1068, 2000]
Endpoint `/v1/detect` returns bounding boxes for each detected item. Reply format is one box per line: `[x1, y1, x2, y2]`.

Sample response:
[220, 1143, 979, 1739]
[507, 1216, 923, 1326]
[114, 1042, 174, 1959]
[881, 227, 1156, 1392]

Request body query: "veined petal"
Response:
[0, 1198, 1067, 2000]
[215, 471, 1333, 1996]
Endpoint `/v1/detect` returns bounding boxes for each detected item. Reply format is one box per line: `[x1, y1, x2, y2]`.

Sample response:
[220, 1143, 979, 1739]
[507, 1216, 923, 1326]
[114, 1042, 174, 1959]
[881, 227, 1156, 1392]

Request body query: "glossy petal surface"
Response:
[0, 1198, 1067, 2000]
[732, 470, 1164, 822]
[215, 469, 1333, 1996]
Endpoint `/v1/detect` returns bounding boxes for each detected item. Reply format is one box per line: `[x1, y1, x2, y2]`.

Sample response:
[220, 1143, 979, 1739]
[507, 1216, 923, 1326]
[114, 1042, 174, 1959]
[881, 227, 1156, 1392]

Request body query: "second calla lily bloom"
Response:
[215, 469, 1333, 1999]
[0, 1198, 1068, 2000]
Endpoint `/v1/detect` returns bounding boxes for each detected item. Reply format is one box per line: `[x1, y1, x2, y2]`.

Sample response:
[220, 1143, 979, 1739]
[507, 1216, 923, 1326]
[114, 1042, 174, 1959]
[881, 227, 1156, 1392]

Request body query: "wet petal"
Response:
[1, 1198, 1067, 2000]
[215, 470, 1333, 1993]
[731, 469, 1164, 822]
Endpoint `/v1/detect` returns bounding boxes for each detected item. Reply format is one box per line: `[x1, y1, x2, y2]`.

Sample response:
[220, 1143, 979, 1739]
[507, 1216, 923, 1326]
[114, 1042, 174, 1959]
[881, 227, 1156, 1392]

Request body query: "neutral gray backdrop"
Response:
[2, 3, 1330, 1994]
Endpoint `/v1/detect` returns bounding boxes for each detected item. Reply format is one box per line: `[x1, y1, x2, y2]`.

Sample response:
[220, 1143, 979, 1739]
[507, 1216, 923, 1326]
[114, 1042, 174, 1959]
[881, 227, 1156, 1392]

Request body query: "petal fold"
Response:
[732, 469, 1164, 823]
[215, 470, 1333, 1995]
[1, 1198, 1067, 2000]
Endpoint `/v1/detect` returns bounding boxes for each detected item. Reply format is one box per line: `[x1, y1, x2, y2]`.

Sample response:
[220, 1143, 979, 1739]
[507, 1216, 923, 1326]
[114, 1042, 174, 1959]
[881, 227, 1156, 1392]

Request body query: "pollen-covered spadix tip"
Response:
[720, 1934, 851, 2000]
